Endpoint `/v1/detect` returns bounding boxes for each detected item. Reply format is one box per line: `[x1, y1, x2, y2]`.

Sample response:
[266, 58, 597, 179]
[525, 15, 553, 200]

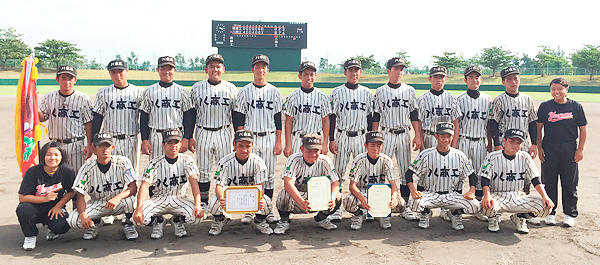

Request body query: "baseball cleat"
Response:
[511, 214, 529, 234]
[171, 218, 187, 238]
[401, 208, 418, 221]
[476, 212, 489, 222]
[488, 215, 500, 232]
[377, 217, 392, 229]
[266, 212, 280, 224]
[274, 220, 290, 235]
[563, 215, 575, 228]
[350, 214, 364, 230]
[150, 220, 165, 239]
[544, 215, 557, 226]
[45, 225, 59, 241]
[450, 213, 464, 231]
[252, 220, 273, 235]
[527, 217, 541, 225]
[418, 211, 432, 229]
[209, 219, 227, 236]
[440, 209, 451, 222]
[124, 223, 139, 240]
[241, 214, 253, 225]
[83, 226, 99, 240]
[22, 236, 36, 251]
[314, 218, 337, 230]
[329, 208, 343, 222]
[101, 215, 115, 225]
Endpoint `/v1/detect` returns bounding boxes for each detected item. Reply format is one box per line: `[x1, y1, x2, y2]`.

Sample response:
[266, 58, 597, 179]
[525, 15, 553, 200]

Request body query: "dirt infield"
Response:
[1, 96, 599, 264]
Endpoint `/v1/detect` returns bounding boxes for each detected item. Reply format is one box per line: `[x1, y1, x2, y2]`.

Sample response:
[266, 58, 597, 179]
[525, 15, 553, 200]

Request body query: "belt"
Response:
[151, 127, 182, 133]
[424, 130, 435, 135]
[113, 134, 136, 140]
[254, 131, 275, 137]
[337, 129, 365, 137]
[436, 190, 461, 194]
[198, 125, 229, 131]
[461, 135, 485, 141]
[293, 131, 321, 138]
[382, 127, 408, 135]
[51, 136, 85, 144]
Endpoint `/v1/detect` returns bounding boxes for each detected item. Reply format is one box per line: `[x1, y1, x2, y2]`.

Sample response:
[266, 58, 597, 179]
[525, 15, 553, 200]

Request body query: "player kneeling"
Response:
[481, 129, 554, 234]
[133, 129, 205, 239]
[274, 134, 341, 234]
[406, 123, 480, 230]
[208, 130, 274, 236]
[68, 133, 138, 240]
[344, 131, 405, 230]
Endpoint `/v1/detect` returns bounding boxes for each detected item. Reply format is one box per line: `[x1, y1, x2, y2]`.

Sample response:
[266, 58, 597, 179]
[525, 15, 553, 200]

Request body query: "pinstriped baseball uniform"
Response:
[68, 155, 137, 228]
[190, 80, 238, 183]
[407, 148, 479, 214]
[490, 92, 537, 151]
[282, 88, 332, 153]
[207, 153, 272, 215]
[330, 84, 373, 181]
[276, 153, 339, 213]
[373, 83, 417, 185]
[39, 90, 93, 172]
[479, 150, 550, 218]
[234, 82, 282, 189]
[417, 90, 461, 148]
[139, 82, 192, 159]
[138, 154, 202, 225]
[94, 84, 144, 169]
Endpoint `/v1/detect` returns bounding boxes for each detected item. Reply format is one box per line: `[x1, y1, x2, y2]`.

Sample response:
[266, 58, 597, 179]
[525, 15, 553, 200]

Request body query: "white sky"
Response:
[2, 0, 598, 69]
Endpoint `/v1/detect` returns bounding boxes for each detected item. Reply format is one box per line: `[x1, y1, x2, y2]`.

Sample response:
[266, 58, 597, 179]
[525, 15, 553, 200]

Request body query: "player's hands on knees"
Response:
[463, 191, 476, 200]
[574, 149, 584, 163]
[302, 199, 311, 213]
[48, 206, 65, 220]
[80, 213, 94, 229]
[481, 195, 493, 210]
[329, 141, 338, 155]
[83, 145, 93, 159]
[538, 146, 546, 163]
[494, 145, 503, 151]
[133, 209, 144, 224]
[44, 191, 58, 202]
[179, 138, 189, 153]
[273, 142, 282, 155]
[283, 145, 293, 157]
[188, 138, 196, 153]
[529, 145, 538, 159]
[412, 137, 424, 151]
[194, 205, 204, 219]
[542, 197, 555, 209]
[105, 197, 121, 210]
[141, 140, 152, 155]
[219, 197, 227, 209]
[410, 190, 423, 199]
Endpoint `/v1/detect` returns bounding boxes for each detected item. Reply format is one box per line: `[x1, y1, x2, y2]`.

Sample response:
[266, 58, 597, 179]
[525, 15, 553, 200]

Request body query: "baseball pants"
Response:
[207, 194, 273, 216]
[334, 130, 366, 184]
[541, 141, 579, 217]
[61, 140, 86, 173]
[343, 192, 405, 213]
[481, 192, 551, 218]
[291, 132, 322, 154]
[500, 134, 533, 189]
[408, 191, 480, 214]
[423, 132, 437, 149]
[16, 203, 70, 237]
[252, 133, 277, 190]
[149, 131, 165, 160]
[113, 136, 140, 171]
[381, 131, 411, 185]
[68, 197, 136, 229]
[195, 127, 233, 183]
[276, 189, 342, 214]
[458, 137, 488, 190]
[138, 196, 202, 225]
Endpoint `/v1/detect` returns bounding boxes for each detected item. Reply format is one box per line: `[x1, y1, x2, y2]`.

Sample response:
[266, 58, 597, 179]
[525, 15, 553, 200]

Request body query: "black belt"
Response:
[382, 127, 408, 135]
[254, 131, 275, 137]
[462, 135, 485, 141]
[113, 134, 136, 140]
[199, 125, 229, 131]
[436, 190, 461, 195]
[151, 127, 182, 133]
[424, 130, 435, 135]
[293, 131, 321, 138]
[51, 136, 85, 144]
[337, 129, 365, 137]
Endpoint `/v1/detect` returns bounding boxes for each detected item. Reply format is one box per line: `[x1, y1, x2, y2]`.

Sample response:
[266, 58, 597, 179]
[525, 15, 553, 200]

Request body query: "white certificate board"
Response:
[367, 184, 391, 218]
[307, 176, 331, 212]
[223, 185, 261, 214]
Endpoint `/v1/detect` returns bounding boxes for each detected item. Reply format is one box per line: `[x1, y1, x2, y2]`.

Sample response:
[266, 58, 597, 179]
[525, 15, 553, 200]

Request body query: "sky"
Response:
[2, 0, 598, 69]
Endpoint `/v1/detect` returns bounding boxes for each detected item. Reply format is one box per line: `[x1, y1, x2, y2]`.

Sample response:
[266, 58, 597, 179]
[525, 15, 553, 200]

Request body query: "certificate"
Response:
[223, 185, 261, 214]
[307, 176, 331, 211]
[367, 184, 391, 218]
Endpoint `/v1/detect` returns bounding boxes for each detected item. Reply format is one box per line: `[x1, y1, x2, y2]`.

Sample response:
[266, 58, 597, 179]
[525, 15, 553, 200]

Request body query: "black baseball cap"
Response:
[234, 130, 254, 143]
[107, 59, 127, 71]
[206, 54, 224, 65]
[503, 129, 525, 141]
[464, 66, 482, 77]
[162, 129, 183, 143]
[298, 61, 317, 73]
[365, 131, 384, 143]
[158, 56, 176, 68]
[386, 57, 406, 69]
[251, 54, 269, 66]
[56, 65, 77, 77]
[436, 122, 454, 135]
[344, 59, 362, 69]
[302, 133, 322, 150]
[500, 66, 519, 79]
[429, 66, 447, 77]
[93, 133, 113, 146]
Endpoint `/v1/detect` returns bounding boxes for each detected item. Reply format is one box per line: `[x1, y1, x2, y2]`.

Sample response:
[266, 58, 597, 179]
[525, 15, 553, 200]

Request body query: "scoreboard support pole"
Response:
[218, 47, 301, 72]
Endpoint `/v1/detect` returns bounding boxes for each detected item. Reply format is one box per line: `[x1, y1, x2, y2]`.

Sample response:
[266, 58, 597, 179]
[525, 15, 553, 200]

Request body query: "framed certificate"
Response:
[223, 185, 261, 214]
[307, 176, 331, 212]
[367, 184, 391, 218]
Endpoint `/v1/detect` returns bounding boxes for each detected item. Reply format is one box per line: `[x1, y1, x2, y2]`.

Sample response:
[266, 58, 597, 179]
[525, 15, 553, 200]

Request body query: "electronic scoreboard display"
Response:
[212, 20, 307, 49]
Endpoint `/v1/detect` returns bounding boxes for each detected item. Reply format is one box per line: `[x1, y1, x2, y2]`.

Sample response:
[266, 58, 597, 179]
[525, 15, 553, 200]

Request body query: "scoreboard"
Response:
[212, 20, 307, 49]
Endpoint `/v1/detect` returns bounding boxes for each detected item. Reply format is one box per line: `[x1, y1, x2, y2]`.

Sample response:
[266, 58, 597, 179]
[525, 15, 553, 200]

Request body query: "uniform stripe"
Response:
[480, 150, 539, 192]
[282, 87, 331, 134]
[410, 148, 474, 192]
[417, 90, 461, 133]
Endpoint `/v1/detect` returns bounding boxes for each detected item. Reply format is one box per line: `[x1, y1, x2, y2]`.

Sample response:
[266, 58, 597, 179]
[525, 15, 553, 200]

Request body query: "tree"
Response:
[115, 54, 122, 60]
[518, 54, 537, 69]
[175, 53, 186, 69]
[139, 61, 151, 71]
[395, 50, 412, 68]
[341, 55, 383, 73]
[35, 39, 83, 68]
[571, 44, 600, 80]
[0, 27, 29, 70]
[432, 52, 466, 70]
[319, 57, 337, 72]
[127, 52, 139, 70]
[477, 46, 517, 77]
[534, 46, 569, 77]
[87, 58, 103, 70]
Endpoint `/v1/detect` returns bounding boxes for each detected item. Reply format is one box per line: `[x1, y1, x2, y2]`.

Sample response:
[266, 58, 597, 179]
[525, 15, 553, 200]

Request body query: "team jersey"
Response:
[348, 152, 395, 192]
[417, 90, 461, 132]
[480, 150, 539, 192]
[190, 80, 238, 128]
[141, 154, 199, 198]
[234, 82, 282, 132]
[373, 83, 417, 129]
[72, 155, 136, 201]
[537, 99, 587, 143]
[330, 84, 373, 131]
[457, 91, 492, 138]
[214, 153, 267, 187]
[282, 152, 339, 192]
[409, 147, 474, 192]
[93, 84, 144, 135]
[489, 92, 537, 134]
[139, 82, 192, 130]
[282, 87, 332, 134]
[39, 90, 93, 139]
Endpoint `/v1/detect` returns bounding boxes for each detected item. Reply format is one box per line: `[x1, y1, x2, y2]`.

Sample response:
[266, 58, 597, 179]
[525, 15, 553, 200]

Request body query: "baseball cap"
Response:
[344, 59, 362, 69]
[56, 65, 77, 77]
[365, 131, 384, 143]
[93, 133, 113, 146]
[503, 129, 526, 141]
[206, 54, 224, 65]
[162, 129, 183, 143]
[298, 61, 317, 73]
[251, 54, 269, 66]
[234, 130, 254, 143]
[386, 57, 406, 69]
[158, 56, 176, 68]
[464, 66, 482, 77]
[436, 122, 454, 135]
[302, 133, 322, 150]
[107, 59, 127, 71]
[429, 66, 447, 77]
[500, 66, 519, 79]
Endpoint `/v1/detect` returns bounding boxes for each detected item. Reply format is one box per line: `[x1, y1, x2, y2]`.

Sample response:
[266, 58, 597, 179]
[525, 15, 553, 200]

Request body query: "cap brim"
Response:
[367, 138, 384, 143]
[300, 66, 317, 72]
[206, 59, 224, 65]
[56, 71, 76, 77]
[505, 135, 525, 141]
[303, 144, 322, 150]
[163, 136, 182, 142]
[158, 63, 176, 68]
[108, 66, 127, 70]
[344, 65, 362, 69]
[464, 70, 482, 76]
[234, 137, 254, 143]
[502, 71, 520, 78]
[93, 139, 113, 146]
[388, 63, 406, 68]
[430, 72, 447, 76]
[252, 60, 269, 66]
[436, 129, 454, 135]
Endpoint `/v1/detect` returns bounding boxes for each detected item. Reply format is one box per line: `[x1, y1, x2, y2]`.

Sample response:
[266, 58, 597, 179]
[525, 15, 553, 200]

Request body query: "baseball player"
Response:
[372, 57, 423, 221]
[233, 54, 282, 223]
[457, 66, 493, 222]
[68, 133, 138, 240]
[38, 65, 93, 173]
[189, 54, 238, 211]
[139, 56, 194, 160]
[274, 134, 341, 234]
[344, 131, 405, 230]
[406, 122, 480, 230]
[207, 130, 274, 236]
[536, 77, 587, 227]
[481, 129, 554, 234]
[133, 129, 205, 239]
[283, 61, 331, 157]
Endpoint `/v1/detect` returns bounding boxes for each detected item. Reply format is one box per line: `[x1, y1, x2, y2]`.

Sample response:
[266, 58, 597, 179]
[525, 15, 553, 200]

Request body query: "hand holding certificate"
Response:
[307, 176, 331, 212]
[367, 184, 392, 218]
[223, 186, 261, 214]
